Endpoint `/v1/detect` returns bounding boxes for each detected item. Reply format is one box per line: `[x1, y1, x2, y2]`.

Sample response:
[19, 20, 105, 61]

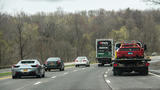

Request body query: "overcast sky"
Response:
[0, 0, 159, 15]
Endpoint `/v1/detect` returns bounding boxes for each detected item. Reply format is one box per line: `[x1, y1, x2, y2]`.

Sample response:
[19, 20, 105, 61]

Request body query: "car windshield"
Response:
[119, 48, 140, 51]
[21, 61, 35, 64]
[47, 58, 60, 61]
[122, 45, 137, 47]
[77, 57, 86, 60]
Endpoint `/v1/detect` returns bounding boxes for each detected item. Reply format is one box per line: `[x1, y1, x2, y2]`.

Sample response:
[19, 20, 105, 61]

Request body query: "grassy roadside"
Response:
[0, 72, 11, 77]
[65, 64, 75, 67]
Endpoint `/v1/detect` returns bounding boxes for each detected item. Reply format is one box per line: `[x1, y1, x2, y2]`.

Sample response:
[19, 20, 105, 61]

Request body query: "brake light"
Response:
[145, 63, 150, 66]
[57, 60, 61, 64]
[12, 64, 20, 68]
[75, 60, 78, 62]
[114, 63, 118, 67]
[83, 60, 87, 62]
[31, 64, 39, 67]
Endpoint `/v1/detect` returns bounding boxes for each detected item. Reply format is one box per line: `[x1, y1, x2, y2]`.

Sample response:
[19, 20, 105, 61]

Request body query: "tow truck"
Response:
[113, 41, 151, 76]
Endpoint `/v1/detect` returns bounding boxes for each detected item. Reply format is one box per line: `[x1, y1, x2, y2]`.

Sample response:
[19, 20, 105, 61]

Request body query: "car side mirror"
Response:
[144, 44, 147, 51]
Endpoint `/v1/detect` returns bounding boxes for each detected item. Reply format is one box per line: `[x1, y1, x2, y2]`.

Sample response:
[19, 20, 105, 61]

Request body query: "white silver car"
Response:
[11, 59, 45, 79]
[75, 56, 90, 67]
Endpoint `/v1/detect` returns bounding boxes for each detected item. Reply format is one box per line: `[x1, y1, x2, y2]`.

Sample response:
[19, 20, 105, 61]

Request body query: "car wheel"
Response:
[17, 75, 21, 79]
[42, 73, 45, 78]
[36, 75, 41, 78]
[62, 67, 64, 71]
[59, 68, 62, 71]
[113, 70, 118, 76]
[12, 75, 16, 79]
[48, 69, 51, 72]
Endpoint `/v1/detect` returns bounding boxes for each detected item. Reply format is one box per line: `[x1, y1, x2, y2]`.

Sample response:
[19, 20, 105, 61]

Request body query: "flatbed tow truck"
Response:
[112, 41, 151, 76]
[113, 58, 151, 76]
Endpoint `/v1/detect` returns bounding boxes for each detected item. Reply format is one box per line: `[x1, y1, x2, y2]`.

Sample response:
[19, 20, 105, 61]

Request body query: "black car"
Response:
[44, 57, 64, 71]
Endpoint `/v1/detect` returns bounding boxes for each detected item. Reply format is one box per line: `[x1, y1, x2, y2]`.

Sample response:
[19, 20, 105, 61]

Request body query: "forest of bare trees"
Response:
[0, 8, 160, 66]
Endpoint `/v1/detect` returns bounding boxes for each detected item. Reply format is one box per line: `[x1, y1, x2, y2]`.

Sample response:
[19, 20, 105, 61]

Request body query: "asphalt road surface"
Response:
[1, 57, 160, 90]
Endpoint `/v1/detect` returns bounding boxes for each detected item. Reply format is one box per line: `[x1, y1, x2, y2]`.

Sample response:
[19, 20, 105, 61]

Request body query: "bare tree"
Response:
[143, 0, 160, 4]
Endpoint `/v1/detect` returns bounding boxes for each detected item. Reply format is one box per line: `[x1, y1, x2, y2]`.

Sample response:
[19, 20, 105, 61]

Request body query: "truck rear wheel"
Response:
[113, 69, 122, 76]
[113, 71, 118, 76]
[141, 70, 148, 75]
[139, 67, 148, 75]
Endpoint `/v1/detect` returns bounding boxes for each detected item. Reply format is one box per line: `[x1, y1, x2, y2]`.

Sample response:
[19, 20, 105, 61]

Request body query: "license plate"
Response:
[128, 52, 133, 55]
[50, 63, 54, 65]
[23, 69, 28, 72]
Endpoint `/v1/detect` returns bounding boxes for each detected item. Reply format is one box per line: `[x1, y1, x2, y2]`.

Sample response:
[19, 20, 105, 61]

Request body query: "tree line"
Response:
[0, 8, 160, 66]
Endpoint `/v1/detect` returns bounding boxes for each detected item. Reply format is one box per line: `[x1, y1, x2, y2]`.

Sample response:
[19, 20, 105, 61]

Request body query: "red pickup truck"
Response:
[117, 43, 144, 59]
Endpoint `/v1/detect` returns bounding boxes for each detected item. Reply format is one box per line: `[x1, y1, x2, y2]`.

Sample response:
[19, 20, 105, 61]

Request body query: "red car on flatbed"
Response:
[117, 43, 144, 59]
[113, 42, 150, 76]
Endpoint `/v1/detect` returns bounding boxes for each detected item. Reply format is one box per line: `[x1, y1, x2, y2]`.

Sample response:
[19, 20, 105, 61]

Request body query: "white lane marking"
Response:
[73, 70, 78, 72]
[104, 74, 107, 78]
[82, 68, 86, 70]
[64, 72, 69, 75]
[105, 80, 111, 84]
[105, 71, 108, 74]
[34, 82, 41, 85]
[149, 72, 160, 78]
[51, 76, 56, 79]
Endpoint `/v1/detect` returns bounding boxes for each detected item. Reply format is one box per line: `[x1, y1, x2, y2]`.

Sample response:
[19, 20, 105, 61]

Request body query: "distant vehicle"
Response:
[151, 52, 157, 56]
[44, 57, 64, 71]
[75, 56, 90, 67]
[117, 43, 144, 59]
[11, 59, 45, 79]
[96, 39, 113, 66]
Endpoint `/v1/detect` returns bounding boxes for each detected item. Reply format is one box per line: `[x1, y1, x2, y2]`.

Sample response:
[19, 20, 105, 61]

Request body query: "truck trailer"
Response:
[96, 39, 113, 66]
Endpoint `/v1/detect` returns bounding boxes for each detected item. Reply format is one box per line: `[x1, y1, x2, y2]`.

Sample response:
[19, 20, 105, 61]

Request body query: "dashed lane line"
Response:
[64, 72, 69, 75]
[104, 74, 107, 78]
[73, 70, 78, 72]
[105, 80, 111, 84]
[34, 82, 42, 85]
[51, 76, 56, 79]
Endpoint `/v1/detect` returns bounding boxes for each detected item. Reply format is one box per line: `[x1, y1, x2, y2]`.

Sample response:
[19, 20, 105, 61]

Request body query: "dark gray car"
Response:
[11, 59, 45, 79]
[44, 57, 64, 71]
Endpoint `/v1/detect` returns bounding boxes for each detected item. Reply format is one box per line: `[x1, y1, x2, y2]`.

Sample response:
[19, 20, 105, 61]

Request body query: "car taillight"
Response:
[31, 64, 39, 67]
[12, 65, 19, 68]
[75, 60, 78, 62]
[145, 63, 150, 66]
[83, 60, 87, 62]
[57, 60, 61, 64]
[114, 63, 118, 67]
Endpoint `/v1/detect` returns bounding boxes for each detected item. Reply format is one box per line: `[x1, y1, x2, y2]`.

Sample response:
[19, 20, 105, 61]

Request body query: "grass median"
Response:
[65, 64, 75, 67]
[0, 72, 11, 77]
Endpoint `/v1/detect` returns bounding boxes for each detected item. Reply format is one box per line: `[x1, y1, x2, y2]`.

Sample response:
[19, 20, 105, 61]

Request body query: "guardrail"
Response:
[0, 65, 11, 69]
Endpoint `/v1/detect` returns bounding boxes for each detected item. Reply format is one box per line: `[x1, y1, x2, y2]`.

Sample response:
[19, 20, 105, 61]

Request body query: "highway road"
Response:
[0, 57, 160, 90]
